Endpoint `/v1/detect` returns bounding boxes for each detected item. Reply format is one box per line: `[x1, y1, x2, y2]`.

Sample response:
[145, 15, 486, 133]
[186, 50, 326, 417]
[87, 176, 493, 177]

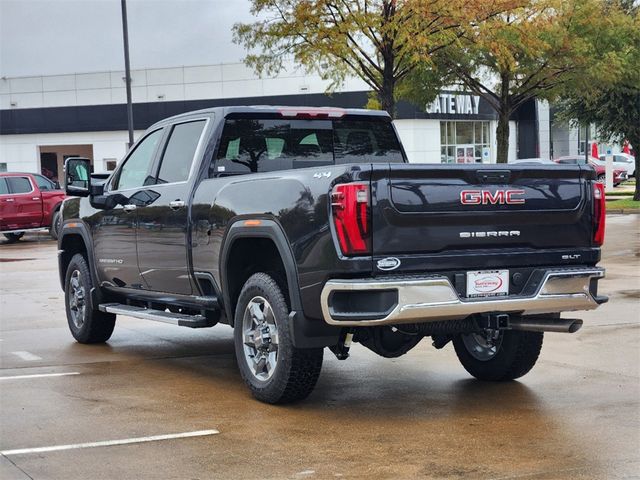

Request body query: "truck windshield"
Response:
[213, 117, 404, 175]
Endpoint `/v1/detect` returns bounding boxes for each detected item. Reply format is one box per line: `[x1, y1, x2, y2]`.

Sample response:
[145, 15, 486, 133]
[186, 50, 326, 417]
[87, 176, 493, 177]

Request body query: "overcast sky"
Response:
[0, 0, 255, 77]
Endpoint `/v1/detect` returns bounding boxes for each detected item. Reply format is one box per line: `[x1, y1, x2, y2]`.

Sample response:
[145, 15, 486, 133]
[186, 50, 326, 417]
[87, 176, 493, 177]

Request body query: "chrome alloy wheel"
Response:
[461, 330, 503, 361]
[68, 269, 86, 329]
[242, 296, 279, 381]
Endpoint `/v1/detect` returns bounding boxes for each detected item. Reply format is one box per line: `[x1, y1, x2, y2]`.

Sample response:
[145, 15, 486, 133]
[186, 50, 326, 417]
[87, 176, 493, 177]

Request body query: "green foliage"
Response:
[233, 0, 512, 116]
[555, 1, 639, 198]
[405, 0, 630, 163]
[606, 198, 640, 209]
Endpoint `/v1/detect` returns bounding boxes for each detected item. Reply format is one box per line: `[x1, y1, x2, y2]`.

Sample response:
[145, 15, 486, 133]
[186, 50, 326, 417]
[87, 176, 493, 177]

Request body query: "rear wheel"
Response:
[453, 329, 543, 381]
[234, 273, 323, 404]
[597, 174, 606, 183]
[65, 253, 115, 343]
[3, 232, 24, 243]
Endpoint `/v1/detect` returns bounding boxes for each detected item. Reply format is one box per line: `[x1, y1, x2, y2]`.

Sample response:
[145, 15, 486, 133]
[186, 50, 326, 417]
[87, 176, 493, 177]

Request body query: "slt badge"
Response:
[377, 257, 401, 271]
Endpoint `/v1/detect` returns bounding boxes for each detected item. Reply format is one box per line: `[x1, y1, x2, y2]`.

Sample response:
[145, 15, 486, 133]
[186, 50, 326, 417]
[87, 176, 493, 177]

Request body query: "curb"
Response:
[606, 209, 640, 214]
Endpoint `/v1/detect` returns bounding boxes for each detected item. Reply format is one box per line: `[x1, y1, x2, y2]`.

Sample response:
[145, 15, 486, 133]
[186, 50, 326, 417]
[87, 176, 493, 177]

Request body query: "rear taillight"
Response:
[593, 182, 606, 245]
[331, 182, 370, 255]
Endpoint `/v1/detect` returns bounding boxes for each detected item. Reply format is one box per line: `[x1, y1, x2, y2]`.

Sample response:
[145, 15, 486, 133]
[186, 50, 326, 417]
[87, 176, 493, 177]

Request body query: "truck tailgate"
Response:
[371, 164, 594, 257]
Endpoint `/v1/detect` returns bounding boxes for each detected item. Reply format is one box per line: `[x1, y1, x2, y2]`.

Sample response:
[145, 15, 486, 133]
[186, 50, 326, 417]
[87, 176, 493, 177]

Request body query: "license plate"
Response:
[466, 270, 509, 298]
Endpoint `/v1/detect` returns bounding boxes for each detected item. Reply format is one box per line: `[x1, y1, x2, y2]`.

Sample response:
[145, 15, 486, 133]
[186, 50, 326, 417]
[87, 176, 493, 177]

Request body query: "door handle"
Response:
[32, 197, 40, 201]
[123, 204, 137, 212]
[5, 198, 14, 202]
[169, 200, 185, 210]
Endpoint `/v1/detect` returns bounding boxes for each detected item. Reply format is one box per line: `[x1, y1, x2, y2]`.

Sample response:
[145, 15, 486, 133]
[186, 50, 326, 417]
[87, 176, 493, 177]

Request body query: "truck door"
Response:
[136, 119, 208, 295]
[3, 176, 43, 229]
[93, 128, 164, 289]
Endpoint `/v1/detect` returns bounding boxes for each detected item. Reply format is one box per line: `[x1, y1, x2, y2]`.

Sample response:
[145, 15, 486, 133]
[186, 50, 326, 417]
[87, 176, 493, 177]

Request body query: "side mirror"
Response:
[64, 157, 91, 197]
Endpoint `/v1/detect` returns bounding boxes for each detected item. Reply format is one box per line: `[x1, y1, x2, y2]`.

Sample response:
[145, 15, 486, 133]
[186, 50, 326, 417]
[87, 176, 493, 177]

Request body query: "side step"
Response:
[99, 303, 213, 328]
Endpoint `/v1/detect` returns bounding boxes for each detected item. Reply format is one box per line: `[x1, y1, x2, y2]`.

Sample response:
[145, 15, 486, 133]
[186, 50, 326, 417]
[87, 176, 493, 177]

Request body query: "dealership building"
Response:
[1, 61, 585, 179]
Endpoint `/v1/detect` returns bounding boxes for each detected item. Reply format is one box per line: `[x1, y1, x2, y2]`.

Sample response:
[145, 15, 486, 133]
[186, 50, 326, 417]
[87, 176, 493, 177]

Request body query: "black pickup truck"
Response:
[59, 106, 607, 404]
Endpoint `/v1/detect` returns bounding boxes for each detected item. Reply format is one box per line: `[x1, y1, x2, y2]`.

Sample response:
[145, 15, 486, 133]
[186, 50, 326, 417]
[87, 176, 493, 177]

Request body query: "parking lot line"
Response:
[10, 351, 42, 361]
[0, 372, 80, 381]
[1, 430, 220, 456]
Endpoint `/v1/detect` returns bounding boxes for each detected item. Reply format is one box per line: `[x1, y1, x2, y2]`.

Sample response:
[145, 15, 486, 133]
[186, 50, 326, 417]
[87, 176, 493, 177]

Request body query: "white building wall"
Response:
[0, 62, 369, 110]
[393, 120, 441, 163]
[537, 100, 551, 159]
[508, 121, 518, 162]
[568, 126, 580, 156]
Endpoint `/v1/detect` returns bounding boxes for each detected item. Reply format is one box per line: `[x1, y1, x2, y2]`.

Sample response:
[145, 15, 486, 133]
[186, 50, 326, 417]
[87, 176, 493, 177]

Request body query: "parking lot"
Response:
[0, 214, 638, 480]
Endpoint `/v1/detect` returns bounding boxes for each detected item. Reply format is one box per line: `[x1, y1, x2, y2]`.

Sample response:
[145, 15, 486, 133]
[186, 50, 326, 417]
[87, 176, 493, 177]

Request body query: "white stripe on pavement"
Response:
[0, 372, 80, 381]
[1, 430, 220, 456]
[10, 351, 42, 361]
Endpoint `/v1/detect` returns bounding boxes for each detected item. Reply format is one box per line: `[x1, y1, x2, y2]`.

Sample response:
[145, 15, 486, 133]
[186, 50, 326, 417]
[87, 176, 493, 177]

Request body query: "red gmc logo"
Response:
[460, 189, 526, 205]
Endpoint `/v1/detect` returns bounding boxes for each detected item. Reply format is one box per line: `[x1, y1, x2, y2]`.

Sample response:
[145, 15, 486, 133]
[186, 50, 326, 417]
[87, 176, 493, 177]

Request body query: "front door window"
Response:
[114, 129, 163, 191]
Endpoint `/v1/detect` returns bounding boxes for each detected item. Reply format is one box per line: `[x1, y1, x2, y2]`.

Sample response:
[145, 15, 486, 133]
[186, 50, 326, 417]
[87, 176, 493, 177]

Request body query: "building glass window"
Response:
[440, 121, 491, 163]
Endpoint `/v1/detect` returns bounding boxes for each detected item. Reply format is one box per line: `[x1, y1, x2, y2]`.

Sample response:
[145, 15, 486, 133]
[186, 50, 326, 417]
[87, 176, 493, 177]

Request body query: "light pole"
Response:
[121, 0, 134, 148]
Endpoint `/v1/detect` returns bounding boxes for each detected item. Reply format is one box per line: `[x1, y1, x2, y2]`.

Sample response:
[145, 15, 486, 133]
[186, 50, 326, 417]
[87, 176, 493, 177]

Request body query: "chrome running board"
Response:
[99, 303, 212, 328]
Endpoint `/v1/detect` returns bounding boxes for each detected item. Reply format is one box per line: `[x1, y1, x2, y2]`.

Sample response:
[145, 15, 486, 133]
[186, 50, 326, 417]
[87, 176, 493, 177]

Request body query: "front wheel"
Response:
[65, 253, 116, 343]
[453, 329, 543, 381]
[234, 273, 323, 404]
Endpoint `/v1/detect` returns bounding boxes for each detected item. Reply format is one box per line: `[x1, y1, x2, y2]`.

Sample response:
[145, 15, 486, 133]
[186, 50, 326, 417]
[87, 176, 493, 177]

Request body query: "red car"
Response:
[555, 155, 627, 186]
[0, 172, 66, 242]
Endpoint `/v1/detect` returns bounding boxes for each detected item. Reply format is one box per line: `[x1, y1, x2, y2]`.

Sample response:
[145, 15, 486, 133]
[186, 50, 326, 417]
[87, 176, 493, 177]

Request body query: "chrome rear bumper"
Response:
[320, 268, 605, 327]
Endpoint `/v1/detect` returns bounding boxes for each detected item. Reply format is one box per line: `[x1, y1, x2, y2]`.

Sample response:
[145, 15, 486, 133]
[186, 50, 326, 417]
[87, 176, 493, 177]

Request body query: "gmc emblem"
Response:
[460, 189, 525, 205]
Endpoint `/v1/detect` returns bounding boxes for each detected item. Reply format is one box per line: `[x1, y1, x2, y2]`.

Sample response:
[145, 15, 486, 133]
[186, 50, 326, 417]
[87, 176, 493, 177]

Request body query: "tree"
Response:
[556, 2, 640, 199]
[412, 0, 623, 163]
[233, 0, 512, 116]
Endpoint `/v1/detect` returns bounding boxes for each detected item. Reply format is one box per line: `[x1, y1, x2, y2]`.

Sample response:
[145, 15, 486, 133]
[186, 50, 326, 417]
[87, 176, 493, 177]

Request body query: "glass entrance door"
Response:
[456, 144, 475, 163]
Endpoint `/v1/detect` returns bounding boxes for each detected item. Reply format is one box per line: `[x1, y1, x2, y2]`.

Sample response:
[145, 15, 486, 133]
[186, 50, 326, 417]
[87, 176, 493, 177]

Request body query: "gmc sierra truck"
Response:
[58, 106, 607, 404]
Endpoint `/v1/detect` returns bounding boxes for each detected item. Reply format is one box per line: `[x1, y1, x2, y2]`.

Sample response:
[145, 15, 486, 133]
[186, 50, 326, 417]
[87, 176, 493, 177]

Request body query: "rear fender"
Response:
[220, 218, 339, 348]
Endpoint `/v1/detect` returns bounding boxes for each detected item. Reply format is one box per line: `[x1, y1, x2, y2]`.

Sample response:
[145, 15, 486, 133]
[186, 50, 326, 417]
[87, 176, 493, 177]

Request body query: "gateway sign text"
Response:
[426, 93, 481, 115]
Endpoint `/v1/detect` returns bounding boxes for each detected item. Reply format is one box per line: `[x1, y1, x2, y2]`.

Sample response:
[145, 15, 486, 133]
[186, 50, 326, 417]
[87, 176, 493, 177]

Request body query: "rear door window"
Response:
[212, 116, 403, 176]
[155, 120, 206, 184]
[0, 178, 8, 195]
[7, 177, 33, 194]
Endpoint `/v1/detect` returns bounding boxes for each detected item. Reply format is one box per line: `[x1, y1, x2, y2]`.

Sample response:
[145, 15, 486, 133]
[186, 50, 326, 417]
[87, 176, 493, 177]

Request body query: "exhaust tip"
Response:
[567, 319, 583, 333]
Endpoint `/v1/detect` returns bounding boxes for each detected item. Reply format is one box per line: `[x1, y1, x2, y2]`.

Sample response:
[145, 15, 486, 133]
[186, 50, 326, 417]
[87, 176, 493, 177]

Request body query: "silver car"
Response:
[599, 153, 635, 177]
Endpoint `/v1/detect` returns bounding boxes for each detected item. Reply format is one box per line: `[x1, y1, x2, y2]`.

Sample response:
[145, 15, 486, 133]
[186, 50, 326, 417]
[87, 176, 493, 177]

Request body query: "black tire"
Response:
[3, 232, 24, 243]
[234, 272, 323, 404]
[453, 330, 543, 381]
[64, 253, 115, 343]
[597, 174, 606, 183]
[50, 210, 61, 240]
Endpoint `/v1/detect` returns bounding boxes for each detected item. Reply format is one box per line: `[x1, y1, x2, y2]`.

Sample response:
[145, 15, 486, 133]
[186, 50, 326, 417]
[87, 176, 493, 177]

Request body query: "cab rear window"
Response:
[212, 117, 403, 175]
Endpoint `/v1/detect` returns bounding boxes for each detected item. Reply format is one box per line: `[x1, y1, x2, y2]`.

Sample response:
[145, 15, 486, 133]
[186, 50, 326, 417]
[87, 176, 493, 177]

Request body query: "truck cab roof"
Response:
[150, 105, 391, 129]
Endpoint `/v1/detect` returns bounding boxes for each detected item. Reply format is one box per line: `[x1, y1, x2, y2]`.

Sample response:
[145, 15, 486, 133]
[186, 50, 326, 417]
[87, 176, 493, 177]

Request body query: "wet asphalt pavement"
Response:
[0, 215, 638, 480]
